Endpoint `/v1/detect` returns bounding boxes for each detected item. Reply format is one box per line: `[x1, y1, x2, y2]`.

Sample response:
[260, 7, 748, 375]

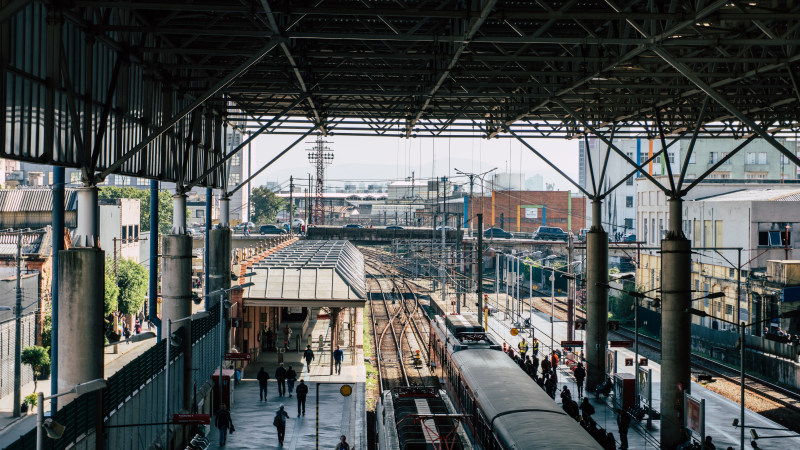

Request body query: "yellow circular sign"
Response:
[510, 328, 519, 336]
[340, 385, 352, 397]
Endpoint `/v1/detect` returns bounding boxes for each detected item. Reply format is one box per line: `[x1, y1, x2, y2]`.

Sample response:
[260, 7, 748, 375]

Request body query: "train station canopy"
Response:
[242, 240, 366, 308]
[4, 1, 800, 189]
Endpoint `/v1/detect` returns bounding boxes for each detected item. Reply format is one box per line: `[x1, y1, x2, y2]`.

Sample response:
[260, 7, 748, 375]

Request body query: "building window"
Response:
[707, 172, 731, 179]
[70, 172, 81, 183]
[746, 152, 756, 164]
[658, 218, 664, 239]
[134, 225, 139, 239]
[759, 230, 790, 247]
[758, 152, 767, 164]
[231, 154, 241, 166]
[138, 177, 149, 186]
[709, 152, 730, 165]
[625, 196, 633, 208]
[118, 175, 130, 186]
[228, 173, 241, 186]
[726, 304, 733, 315]
[643, 218, 648, 242]
[688, 153, 696, 164]
[624, 218, 633, 230]
[640, 152, 648, 164]
[48, 172, 53, 184]
[746, 172, 768, 179]
[122, 226, 128, 240]
[196, 210, 205, 219]
[668, 152, 675, 163]
[704, 283, 710, 307]
[626, 177, 634, 186]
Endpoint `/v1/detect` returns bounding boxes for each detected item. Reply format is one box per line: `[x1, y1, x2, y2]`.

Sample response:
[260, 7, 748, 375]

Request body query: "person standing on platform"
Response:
[273, 404, 290, 446]
[580, 397, 595, 425]
[617, 409, 630, 450]
[574, 362, 586, 398]
[295, 379, 308, 416]
[275, 363, 288, 397]
[257, 367, 270, 402]
[333, 346, 344, 375]
[540, 356, 551, 378]
[214, 403, 234, 446]
[335, 435, 351, 450]
[304, 345, 315, 366]
[266, 328, 274, 351]
[283, 324, 293, 350]
[286, 366, 297, 396]
[518, 338, 528, 359]
[532, 337, 540, 357]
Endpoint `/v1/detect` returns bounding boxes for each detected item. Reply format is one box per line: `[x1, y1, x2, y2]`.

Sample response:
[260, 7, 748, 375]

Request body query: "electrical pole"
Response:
[455, 167, 497, 237]
[477, 214, 484, 324]
[307, 135, 333, 225]
[289, 176, 294, 233]
[13, 231, 22, 417]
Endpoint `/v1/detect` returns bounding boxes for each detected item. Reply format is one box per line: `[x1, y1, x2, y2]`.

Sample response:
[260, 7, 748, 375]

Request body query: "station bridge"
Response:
[4, 1, 800, 449]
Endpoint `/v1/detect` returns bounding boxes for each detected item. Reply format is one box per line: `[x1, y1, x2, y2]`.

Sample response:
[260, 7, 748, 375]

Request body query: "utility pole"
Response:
[477, 214, 484, 323]
[13, 231, 22, 417]
[567, 233, 575, 341]
[289, 176, 294, 233]
[455, 167, 497, 237]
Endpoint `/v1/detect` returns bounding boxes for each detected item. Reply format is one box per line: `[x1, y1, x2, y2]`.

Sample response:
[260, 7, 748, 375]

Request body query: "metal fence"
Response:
[0, 313, 36, 400]
[5, 304, 223, 450]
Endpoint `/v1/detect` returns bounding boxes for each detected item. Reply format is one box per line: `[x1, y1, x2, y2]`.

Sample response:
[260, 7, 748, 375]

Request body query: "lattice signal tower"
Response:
[307, 134, 333, 225]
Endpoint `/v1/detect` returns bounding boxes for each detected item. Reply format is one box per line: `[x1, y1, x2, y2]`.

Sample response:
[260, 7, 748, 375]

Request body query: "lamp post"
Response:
[37, 378, 107, 450]
[164, 311, 210, 449]
[688, 308, 800, 450]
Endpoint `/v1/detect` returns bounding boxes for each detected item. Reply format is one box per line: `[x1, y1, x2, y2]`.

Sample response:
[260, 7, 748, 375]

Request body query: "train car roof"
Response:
[452, 349, 601, 449]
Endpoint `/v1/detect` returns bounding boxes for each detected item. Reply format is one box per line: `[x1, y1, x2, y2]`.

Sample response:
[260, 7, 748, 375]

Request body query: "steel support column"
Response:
[660, 197, 692, 450]
[585, 199, 608, 392]
[149, 180, 161, 339]
[204, 187, 212, 308]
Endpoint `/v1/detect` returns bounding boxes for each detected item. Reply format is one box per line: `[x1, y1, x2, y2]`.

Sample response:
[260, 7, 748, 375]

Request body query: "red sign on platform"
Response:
[560, 340, 583, 348]
[610, 340, 633, 348]
[225, 352, 251, 361]
[173, 414, 210, 425]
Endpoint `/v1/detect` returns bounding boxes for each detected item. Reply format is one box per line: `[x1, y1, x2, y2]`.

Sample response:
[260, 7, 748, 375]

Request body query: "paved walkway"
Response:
[436, 291, 800, 450]
[207, 309, 366, 449]
[0, 331, 157, 449]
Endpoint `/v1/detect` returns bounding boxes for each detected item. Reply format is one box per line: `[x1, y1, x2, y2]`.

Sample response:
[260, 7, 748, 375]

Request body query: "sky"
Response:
[243, 133, 582, 194]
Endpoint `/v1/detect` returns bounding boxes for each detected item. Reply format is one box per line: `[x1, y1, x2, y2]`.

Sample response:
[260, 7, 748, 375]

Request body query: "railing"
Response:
[5, 305, 224, 450]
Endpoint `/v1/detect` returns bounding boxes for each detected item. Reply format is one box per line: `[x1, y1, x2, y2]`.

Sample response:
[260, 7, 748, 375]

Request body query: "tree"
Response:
[99, 186, 174, 234]
[251, 186, 285, 225]
[105, 269, 119, 316]
[21, 346, 50, 394]
[117, 258, 148, 315]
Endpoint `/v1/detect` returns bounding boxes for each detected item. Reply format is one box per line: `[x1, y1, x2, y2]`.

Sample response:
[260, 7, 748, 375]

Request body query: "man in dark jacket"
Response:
[286, 366, 297, 397]
[215, 403, 234, 446]
[257, 367, 270, 402]
[275, 363, 288, 397]
[333, 346, 344, 374]
[540, 356, 551, 378]
[617, 409, 631, 450]
[574, 362, 587, 398]
[303, 345, 315, 366]
[295, 379, 309, 416]
[581, 397, 595, 425]
[273, 404, 290, 446]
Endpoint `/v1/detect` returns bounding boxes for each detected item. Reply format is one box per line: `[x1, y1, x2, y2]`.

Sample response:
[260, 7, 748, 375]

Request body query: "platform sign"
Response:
[225, 352, 251, 361]
[575, 319, 587, 330]
[608, 320, 620, 331]
[510, 328, 519, 336]
[639, 358, 648, 366]
[684, 393, 705, 441]
[609, 340, 633, 348]
[625, 358, 633, 366]
[560, 340, 583, 348]
[173, 414, 210, 425]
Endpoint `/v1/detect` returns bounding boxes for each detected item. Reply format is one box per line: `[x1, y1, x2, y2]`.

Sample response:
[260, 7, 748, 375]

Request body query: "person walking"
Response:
[518, 338, 528, 359]
[617, 409, 630, 450]
[273, 404, 290, 446]
[574, 362, 586, 398]
[275, 363, 288, 397]
[304, 345, 315, 366]
[580, 397, 595, 425]
[257, 367, 270, 402]
[333, 346, 344, 374]
[335, 435, 351, 450]
[551, 351, 559, 369]
[295, 379, 308, 416]
[286, 366, 297, 397]
[283, 324, 292, 349]
[214, 403, 234, 446]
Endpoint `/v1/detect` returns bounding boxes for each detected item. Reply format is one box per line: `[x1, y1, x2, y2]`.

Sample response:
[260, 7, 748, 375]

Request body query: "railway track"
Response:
[610, 327, 800, 415]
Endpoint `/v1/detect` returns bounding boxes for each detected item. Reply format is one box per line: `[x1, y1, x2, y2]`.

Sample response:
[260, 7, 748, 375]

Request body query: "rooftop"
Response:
[243, 240, 366, 308]
[701, 189, 800, 202]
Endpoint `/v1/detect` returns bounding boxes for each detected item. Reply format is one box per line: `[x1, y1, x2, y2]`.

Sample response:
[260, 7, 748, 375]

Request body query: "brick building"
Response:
[469, 190, 586, 234]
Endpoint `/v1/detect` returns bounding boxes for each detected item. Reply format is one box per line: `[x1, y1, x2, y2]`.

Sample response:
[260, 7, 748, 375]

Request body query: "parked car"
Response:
[343, 224, 363, 229]
[533, 226, 568, 241]
[260, 224, 287, 235]
[435, 226, 457, 232]
[386, 225, 404, 230]
[576, 228, 590, 241]
[623, 233, 637, 242]
[233, 222, 255, 234]
[483, 227, 513, 239]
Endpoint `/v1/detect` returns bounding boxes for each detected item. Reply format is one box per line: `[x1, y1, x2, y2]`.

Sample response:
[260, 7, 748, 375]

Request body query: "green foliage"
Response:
[116, 258, 148, 315]
[105, 269, 119, 316]
[251, 186, 285, 225]
[23, 393, 37, 407]
[609, 267, 621, 275]
[99, 186, 174, 234]
[22, 346, 50, 394]
[41, 314, 52, 350]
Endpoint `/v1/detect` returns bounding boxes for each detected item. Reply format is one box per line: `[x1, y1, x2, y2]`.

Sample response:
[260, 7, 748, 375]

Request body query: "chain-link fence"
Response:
[0, 313, 36, 400]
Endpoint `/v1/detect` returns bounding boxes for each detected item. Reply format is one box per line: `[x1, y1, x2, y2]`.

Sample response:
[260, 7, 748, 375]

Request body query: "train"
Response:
[428, 313, 602, 449]
[377, 386, 472, 450]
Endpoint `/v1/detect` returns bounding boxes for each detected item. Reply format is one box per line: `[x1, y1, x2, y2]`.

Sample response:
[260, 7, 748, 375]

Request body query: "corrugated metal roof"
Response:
[244, 240, 366, 303]
[0, 228, 52, 257]
[702, 188, 800, 202]
[0, 188, 78, 212]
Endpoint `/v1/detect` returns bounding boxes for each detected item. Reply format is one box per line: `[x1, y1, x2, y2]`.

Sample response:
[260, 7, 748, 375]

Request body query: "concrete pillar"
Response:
[73, 186, 99, 247]
[171, 193, 187, 234]
[57, 248, 104, 404]
[208, 227, 232, 305]
[162, 233, 192, 410]
[660, 198, 692, 449]
[219, 197, 230, 228]
[585, 199, 608, 391]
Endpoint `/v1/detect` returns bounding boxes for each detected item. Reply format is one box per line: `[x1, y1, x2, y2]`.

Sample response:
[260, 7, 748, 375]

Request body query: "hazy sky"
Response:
[244, 133, 581, 193]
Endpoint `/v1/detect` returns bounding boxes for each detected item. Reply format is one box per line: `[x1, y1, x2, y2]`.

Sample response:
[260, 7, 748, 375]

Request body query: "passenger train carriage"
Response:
[429, 314, 601, 450]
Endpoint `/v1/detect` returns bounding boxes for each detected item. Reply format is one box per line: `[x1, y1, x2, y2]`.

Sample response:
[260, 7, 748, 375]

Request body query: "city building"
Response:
[99, 198, 142, 263]
[468, 190, 586, 234]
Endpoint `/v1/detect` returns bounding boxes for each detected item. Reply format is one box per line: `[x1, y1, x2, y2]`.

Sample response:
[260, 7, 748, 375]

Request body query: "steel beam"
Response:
[510, 130, 593, 199]
[677, 97, 710, 192]
[97, 38, 281, 182]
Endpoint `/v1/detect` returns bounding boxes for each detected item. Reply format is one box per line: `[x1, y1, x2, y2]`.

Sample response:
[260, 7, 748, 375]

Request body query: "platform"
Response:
[434, 292, 800, 450]
[205, 320, 367, 449]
